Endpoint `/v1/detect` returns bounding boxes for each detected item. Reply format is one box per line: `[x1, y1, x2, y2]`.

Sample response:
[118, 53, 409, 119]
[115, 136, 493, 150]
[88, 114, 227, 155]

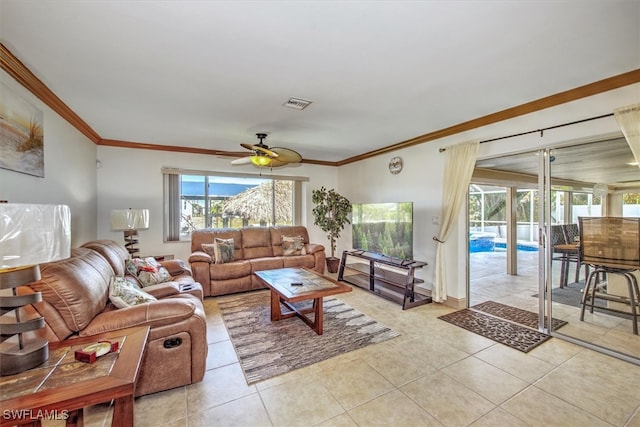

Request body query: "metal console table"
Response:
[337, 249, 431, 309]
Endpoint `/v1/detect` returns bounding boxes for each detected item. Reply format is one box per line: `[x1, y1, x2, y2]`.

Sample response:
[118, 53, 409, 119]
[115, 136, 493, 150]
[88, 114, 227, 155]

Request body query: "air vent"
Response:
[283, 97, 312, 110]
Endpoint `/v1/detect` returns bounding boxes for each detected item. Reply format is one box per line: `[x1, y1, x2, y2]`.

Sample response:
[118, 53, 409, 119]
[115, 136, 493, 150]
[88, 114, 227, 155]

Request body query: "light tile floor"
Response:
[43, 267, 640, 427]
[470, 250, 640, 359]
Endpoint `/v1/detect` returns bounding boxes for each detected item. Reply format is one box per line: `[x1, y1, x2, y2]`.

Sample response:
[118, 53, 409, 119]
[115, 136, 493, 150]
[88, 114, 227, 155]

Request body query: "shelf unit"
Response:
[337, 249, 431, 309]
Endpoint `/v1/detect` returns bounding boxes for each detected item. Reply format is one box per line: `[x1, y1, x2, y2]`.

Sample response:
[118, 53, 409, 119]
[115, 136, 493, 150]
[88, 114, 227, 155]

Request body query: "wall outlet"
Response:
[432, 216, 440, 225]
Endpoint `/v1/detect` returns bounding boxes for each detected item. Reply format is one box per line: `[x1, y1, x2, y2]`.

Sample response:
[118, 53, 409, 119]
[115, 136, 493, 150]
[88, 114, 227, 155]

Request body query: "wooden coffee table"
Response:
[0, 326, 149, 427]
[255, 267, 352, 335]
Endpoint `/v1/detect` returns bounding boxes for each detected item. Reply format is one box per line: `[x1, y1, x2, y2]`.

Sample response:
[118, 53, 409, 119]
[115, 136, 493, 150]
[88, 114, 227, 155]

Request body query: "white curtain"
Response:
[433, 140, 479, 302]
[614, 103, 640, 169]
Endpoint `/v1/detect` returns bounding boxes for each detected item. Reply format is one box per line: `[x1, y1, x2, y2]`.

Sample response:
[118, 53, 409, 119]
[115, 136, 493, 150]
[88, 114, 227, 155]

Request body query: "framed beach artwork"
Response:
[0, 82, 44, 177]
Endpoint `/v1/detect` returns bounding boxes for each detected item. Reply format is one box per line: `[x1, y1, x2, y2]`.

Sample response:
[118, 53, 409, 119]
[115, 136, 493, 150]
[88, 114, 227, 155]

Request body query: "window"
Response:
[623, 192, 640, 217]
[163, 168, 306, 241]
[571, 192, 602, 223]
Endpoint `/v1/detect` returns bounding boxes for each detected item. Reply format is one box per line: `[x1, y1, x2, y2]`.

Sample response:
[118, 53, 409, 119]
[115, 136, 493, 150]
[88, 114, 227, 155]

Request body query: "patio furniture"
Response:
[578, 217, 640, 334]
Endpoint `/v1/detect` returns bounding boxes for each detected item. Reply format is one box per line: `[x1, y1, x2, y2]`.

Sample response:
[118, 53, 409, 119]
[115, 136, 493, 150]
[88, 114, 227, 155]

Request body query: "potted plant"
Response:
[311, 186, 352, 273]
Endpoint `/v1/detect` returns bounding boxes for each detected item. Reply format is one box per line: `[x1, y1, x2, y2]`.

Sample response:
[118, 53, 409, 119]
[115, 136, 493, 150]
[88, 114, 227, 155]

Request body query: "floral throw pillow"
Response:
[109, 276, 157, 309]
[214, 238, 234, 264]
[125, 257, 171, 287]
[125, 258, 157, 276]
[282, 235, 304, 256]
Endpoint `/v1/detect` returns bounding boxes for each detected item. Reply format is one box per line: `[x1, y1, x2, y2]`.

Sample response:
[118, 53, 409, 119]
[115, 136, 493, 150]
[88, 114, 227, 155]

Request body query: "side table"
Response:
[0, 326, 149, 427]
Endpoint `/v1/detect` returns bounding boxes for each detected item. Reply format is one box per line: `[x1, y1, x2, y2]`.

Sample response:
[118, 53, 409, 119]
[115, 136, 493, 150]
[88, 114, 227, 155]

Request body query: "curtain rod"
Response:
[438, 112, 614, 153]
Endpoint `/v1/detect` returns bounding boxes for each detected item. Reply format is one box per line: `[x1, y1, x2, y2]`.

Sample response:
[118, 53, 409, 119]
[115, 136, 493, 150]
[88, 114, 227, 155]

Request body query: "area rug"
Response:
[218, 290, 400, 384]
[532, 282, 632, 319]
[438, 309, 551, 352]
[532, 281, 585, 308]
[471, 301, 567, 331]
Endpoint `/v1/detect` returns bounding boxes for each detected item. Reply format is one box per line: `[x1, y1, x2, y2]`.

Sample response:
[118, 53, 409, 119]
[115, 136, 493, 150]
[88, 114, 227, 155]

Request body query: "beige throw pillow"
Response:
[201, 243, 216, 257]
[282, 235, 304, 256]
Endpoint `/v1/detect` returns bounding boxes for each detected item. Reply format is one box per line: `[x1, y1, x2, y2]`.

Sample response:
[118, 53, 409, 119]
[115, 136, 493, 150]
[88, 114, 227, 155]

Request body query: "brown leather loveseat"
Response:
[19, 240, 207, 396]
[189, 226, 326, 296]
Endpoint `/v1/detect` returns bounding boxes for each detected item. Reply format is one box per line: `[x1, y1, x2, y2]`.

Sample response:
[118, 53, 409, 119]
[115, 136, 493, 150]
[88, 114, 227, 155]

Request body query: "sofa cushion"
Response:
[214, 238, 235, 264]
[282, 254, 316, 270]
[242, 227, 274, 259]
[209, 260, 252, 280]
[81, 240, 130, 276]
[250, 257, 284, 272]
[109, 276, 157, 308]
[282, 235, 305, 256]
[33, 248, 113, 333]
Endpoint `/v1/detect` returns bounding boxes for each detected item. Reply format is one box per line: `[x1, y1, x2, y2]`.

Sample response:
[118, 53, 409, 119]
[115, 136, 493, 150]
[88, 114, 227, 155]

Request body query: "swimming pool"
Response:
[494, 242, 538, 252]
[469, 234, 538, 252]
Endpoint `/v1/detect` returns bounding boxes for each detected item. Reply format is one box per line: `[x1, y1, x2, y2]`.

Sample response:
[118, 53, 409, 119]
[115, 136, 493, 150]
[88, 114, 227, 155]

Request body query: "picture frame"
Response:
[0, 81, 44, 177]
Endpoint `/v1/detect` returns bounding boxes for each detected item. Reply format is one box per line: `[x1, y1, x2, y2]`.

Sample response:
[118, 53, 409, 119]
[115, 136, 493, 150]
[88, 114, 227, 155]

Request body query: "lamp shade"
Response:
[111, 209, 149, 231]
[0, 204, 71, 270]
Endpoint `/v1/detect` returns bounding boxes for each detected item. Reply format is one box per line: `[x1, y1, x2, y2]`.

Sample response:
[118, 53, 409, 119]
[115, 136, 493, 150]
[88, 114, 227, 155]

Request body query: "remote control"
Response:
[291, 282, 303, 286]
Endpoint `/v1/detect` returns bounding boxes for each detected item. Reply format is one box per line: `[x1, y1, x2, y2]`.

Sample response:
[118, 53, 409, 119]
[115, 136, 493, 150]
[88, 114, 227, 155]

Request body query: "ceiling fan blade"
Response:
[225, 151, 253, 157]
[270, 147, 302, 163]
[240, 143, 278, 158]
[231, 156, 252, 165]
[265, 158, 288, 167]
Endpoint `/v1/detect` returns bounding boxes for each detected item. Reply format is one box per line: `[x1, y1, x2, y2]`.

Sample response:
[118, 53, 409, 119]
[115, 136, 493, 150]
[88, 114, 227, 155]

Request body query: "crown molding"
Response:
[0, 43, 101, 144]
[337, 69, 640, 166]
[2, 42, 638, 166]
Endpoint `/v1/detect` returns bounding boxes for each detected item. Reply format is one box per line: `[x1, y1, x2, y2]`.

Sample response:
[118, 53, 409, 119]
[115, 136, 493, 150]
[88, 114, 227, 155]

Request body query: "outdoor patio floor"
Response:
[469, 249, 640, 359]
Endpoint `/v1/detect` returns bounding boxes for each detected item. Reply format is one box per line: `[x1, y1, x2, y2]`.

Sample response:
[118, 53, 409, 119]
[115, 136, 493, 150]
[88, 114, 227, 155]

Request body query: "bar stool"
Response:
[580, 266, 639, 334]
[578, 216, 640, 335]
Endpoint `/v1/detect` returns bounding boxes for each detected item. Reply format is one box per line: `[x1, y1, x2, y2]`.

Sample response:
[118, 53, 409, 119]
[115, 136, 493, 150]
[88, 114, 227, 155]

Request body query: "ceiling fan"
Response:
[231, 133, 302, 167]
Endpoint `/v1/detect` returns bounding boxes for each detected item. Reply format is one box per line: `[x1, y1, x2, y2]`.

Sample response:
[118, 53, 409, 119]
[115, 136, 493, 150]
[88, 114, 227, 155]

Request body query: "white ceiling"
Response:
[1, 1, 639, 164]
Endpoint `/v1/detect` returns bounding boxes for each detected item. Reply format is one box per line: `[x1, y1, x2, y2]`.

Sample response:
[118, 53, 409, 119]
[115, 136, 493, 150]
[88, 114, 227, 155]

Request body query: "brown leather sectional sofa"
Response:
[19, 240, 207, 396]
[189, 226, 326, 296]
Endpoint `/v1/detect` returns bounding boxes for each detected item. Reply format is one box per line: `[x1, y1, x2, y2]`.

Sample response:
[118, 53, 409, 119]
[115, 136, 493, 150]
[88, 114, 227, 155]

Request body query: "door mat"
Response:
[438, 309, 551, 352]
[471, 301, 567, 331]
[218, 290, 400, 384]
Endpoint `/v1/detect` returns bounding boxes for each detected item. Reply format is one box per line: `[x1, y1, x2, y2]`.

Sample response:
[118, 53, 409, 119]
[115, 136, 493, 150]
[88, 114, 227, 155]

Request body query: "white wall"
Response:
[336, 85, 639, 303]
[337, 141, 450, 295]
[96, 146, 338, 261]
[0, 71, 97, 247]
[3, 65, 636, 305]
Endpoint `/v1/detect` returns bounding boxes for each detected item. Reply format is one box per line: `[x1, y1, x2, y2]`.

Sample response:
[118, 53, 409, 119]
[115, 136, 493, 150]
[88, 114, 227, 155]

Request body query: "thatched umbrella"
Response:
[222, 181, 292, 224]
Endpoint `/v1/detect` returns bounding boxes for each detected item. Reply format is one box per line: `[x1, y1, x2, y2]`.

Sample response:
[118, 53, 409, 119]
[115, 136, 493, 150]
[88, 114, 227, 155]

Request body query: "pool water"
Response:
[494, 242, 538, 252]
[469, 238, 538, 252]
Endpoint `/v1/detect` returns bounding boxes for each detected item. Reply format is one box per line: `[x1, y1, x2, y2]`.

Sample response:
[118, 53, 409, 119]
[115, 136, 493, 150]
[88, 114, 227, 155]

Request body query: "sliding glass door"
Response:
[472, 138, 639, 364]
[545, 143, 640, 363]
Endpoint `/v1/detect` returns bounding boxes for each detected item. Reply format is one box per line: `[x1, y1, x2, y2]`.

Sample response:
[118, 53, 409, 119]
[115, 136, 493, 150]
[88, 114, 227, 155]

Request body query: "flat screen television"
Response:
[351, 202, 413, 259]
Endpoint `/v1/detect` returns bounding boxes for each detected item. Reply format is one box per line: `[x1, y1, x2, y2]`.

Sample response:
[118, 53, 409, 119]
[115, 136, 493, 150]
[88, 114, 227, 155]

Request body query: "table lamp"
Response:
[110, 209, 149, 258]
[0, 203, 71, 376]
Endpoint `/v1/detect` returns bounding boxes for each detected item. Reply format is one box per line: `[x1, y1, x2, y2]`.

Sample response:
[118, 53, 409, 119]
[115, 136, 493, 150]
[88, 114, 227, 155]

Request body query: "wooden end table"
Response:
[0, 326, 149, 427]
[254, 267, 352, 335]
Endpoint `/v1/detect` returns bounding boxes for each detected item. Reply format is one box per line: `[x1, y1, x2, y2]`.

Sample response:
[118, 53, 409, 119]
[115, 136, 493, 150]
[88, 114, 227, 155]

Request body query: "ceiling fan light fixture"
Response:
[250, 155, 271, 167]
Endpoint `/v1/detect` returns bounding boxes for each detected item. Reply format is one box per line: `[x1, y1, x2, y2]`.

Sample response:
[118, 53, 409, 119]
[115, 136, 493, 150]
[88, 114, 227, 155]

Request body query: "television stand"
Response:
[337, 250, 431, 309]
